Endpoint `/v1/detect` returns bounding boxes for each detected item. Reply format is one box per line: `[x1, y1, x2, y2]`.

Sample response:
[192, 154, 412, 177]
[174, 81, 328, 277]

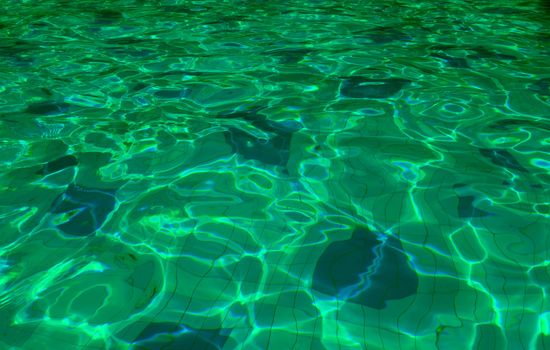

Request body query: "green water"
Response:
[1, 0, 549, 349]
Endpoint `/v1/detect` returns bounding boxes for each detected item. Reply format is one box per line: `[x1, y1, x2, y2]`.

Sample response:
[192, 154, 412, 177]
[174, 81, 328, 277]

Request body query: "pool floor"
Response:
[0, 0, 549, 349]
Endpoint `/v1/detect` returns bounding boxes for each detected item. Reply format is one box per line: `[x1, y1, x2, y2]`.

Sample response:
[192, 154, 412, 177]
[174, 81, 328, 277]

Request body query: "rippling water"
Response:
[1, 0, 549, 349]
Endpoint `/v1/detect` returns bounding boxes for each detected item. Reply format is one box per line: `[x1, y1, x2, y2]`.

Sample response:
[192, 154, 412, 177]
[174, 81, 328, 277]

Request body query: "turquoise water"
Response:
[1, 0, 549, 349]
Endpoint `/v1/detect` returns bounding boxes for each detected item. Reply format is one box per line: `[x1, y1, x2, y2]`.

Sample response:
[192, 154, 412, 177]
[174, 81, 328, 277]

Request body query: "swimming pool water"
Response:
[0, 0, 549, 349]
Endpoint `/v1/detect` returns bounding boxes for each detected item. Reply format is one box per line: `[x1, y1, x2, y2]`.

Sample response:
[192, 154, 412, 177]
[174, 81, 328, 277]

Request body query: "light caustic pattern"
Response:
[0, 0, 549, 349]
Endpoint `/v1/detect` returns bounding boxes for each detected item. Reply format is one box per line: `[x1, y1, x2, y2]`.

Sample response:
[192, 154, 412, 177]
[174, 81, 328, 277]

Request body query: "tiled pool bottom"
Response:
[1, 0, 549, 349]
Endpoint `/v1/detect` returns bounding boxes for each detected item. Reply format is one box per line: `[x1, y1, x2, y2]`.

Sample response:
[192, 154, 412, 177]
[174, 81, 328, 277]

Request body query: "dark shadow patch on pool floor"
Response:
[479, 148, 528, 173]
[25, 101, 71, 115]
[466, 46, 517, 60]
[354, 27, 412, 44]
[528, 78, 550, 97]
[50, 184, 116, 237]
[224, 126, 292, 167]
[263, 48, 316, 64]
[312, 226, 418, 309]
[94, 9, 124, 24]
[0, 39, 35, 59]
[222, 106, 302, 167]
[37, 155, 78, 175]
